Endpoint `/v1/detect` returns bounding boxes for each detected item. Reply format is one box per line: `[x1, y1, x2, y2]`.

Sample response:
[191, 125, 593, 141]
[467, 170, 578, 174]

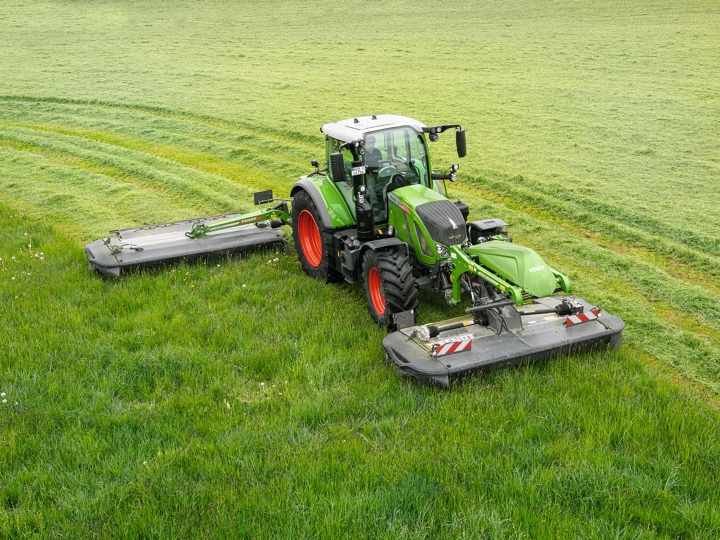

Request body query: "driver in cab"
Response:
[364, 134, 383, 170]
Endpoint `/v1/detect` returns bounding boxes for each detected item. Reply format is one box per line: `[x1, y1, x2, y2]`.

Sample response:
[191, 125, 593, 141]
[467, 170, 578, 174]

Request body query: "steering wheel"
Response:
[391, 173, 409, 190]
[377, 164, 397, 180]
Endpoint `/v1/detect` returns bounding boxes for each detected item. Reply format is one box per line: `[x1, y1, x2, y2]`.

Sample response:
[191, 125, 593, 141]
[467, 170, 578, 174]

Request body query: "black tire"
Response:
[362, 248, 418, 330]
[291, 189, 340, 281]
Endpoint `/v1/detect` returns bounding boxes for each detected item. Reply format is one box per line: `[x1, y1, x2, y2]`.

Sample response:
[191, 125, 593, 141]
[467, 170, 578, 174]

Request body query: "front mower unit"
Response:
[383, 297, 625, 387]
[85, 212, 288, 277]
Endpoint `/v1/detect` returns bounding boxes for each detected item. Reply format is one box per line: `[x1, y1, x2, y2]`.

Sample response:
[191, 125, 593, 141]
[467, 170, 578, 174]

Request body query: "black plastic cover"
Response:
[454, 200, 470, 222]
[415, 199, 467, 246]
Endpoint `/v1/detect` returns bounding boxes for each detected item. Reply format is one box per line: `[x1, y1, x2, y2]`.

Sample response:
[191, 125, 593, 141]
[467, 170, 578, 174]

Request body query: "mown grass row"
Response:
[2, 97, 718, 278]
[3, 96, 719, 261]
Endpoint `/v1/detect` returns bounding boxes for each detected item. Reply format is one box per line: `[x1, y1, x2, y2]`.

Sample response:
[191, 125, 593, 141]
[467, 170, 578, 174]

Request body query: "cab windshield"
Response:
[363, 127, 429, 223]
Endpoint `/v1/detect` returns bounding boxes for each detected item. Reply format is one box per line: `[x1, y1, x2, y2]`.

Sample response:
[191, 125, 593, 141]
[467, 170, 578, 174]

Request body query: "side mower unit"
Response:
[85, 211, 289, 278]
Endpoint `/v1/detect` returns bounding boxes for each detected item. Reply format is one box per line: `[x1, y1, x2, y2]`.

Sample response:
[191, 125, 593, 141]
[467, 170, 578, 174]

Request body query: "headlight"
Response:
[435, 244, 449, 257]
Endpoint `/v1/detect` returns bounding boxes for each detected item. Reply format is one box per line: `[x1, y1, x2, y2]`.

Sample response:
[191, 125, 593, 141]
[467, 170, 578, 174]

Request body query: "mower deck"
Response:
[85, 213, 288, 277]
[383, 297, 624, 387]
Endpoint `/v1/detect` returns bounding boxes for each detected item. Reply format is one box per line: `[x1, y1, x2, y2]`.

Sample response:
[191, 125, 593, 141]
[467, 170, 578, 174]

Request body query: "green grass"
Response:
[1, 0, 720, 537]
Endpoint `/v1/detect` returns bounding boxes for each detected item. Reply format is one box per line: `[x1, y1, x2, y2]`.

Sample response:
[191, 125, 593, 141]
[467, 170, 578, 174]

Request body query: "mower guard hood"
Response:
[466, 241, 558, 298]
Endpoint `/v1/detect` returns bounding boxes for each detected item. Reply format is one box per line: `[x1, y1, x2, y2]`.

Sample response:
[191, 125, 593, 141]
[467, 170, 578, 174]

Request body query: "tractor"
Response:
[86, 115, 624, 386]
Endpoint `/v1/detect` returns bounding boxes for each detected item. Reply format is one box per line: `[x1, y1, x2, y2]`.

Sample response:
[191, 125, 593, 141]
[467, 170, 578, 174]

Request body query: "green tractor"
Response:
[86, 115, 624, 386]
[287, 115, 571, 330]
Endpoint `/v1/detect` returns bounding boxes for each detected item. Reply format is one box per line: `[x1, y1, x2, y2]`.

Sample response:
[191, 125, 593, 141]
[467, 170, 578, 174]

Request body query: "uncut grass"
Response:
[2, 206, 720, 538]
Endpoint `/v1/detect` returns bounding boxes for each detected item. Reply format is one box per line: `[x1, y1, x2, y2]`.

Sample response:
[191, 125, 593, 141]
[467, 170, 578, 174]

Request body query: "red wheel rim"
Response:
[368, 267, 385, 315]
[298, 210, 322, 268]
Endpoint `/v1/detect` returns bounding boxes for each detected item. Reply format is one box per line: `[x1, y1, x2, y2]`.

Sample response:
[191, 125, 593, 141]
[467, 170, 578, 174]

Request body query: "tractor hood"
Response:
[466, 241, 558, 297]
[388, 185, 467, 246]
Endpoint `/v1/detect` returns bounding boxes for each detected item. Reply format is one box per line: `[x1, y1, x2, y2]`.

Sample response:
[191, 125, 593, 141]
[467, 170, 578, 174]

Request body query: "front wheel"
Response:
[362, 248, 418, 330]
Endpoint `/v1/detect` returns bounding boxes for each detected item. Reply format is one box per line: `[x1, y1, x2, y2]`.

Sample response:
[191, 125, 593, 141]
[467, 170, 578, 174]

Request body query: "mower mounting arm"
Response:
[186, 202, 290, 239]
[447, 245, 525, 305]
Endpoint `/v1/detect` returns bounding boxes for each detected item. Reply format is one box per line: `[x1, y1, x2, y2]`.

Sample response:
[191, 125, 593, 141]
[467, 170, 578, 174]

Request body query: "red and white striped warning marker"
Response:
[565, 308, 600, 327]
[431, 336, 472, 357]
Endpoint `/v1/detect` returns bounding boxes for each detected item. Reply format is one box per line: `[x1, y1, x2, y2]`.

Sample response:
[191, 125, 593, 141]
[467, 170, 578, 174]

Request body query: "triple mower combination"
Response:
[85, 115, 624, 386]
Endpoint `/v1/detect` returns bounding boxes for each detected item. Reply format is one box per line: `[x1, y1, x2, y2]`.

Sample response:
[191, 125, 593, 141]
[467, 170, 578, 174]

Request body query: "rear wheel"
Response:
[292, 190, 339, 281]
[362, 248, 418, 330]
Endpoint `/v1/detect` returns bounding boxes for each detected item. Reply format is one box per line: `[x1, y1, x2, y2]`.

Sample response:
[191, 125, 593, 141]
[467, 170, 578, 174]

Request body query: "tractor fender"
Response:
[360, 238, 409, 259]
[291, 179, 333, 229]
[291, 178, 354, 230]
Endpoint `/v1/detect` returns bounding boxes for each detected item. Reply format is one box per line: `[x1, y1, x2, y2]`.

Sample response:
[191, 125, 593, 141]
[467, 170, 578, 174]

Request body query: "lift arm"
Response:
[447, 245, 525, 305]
[186, 201, 291, 239]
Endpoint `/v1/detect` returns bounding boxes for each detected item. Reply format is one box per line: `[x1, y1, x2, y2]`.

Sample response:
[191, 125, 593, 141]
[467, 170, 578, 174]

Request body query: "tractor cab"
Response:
[362, 126, 430, 223]
[321, 115, 436, 226]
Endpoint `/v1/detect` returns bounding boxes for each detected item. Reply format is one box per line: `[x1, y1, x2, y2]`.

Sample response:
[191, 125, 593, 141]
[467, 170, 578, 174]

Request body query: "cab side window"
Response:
[341, 147, 354, 176]
[392, 130, 408, 161]
[328, 138, 355, 216]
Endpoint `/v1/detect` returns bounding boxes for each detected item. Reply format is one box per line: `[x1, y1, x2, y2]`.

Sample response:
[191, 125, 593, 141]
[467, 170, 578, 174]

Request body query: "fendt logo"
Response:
[388, 193, 410, 214]
[240, 216, 262, 224]
[528, 265, 545, 273]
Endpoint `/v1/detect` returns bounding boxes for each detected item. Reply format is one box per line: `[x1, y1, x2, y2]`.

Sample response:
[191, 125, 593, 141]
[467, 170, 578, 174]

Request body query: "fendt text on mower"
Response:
[85, 115, 624, 386]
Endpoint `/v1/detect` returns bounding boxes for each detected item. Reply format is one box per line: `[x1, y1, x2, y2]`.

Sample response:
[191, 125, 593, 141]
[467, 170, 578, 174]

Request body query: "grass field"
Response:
[1, 1, 720, 537]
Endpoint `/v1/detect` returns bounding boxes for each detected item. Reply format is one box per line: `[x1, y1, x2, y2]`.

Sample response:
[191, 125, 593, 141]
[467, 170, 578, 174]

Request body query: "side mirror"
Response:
[456, 129, 467, 158]
[329, 152, 346, 183]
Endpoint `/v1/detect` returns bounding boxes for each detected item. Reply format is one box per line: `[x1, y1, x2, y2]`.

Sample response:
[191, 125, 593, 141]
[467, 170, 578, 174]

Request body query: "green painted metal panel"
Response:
[302, 174, 355, 229]
[466, 241, 558, 297]
[387, 184, 448, 264]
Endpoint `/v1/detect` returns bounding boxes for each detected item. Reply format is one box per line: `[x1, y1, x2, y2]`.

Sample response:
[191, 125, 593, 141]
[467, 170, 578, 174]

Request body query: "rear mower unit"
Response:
[85, 114, 624, 385]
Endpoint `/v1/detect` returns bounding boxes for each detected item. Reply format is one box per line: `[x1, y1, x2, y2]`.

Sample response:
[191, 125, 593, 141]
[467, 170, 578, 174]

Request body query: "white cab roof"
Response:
[321, 115, 427, 143]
